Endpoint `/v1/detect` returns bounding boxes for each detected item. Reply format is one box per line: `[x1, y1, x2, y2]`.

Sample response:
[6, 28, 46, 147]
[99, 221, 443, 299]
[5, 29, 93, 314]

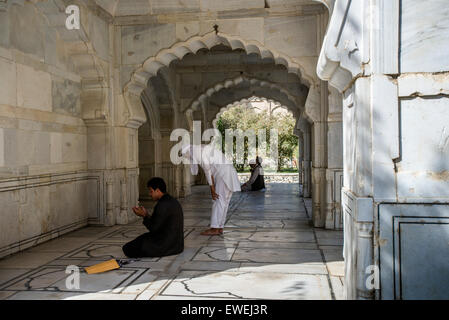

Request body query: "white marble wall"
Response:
[0, 1, 142, 257]
[0, 173, 90, 258]
[0, 3, 89, 258]
[119, 13, 319, 85]
[400, 0, 449, 73]
[317, 0, 449, 299]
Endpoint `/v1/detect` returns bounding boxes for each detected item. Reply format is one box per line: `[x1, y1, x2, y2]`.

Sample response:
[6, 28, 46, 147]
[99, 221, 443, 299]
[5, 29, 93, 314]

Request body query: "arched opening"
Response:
[214, 96, 300, 177]
[131, 34, 312, 204]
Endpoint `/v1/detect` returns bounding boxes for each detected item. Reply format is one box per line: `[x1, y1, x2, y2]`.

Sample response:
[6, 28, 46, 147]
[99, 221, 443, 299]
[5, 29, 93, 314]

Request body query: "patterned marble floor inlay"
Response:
[0, 183, 344, 300]
[161, 270, 332, 300]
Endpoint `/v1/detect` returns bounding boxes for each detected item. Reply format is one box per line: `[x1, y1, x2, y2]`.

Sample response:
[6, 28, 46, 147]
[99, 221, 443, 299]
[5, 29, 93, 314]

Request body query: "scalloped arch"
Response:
[186, 76, 301, 115]
[124, 32, 315, 96]
[212, 97, 296, 129]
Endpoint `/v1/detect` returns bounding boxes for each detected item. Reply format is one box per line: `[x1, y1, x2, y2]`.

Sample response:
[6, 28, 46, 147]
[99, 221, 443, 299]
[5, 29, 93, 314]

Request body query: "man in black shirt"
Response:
[122, 177, 184, 258]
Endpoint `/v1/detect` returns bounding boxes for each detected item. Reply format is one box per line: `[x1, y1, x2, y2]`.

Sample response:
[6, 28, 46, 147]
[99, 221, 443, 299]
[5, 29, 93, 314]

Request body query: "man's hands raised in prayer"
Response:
[132, 206, 149, 218]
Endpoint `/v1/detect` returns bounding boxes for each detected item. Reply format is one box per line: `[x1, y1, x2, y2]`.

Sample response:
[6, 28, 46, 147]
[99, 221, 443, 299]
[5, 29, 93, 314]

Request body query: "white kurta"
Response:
[182, 144, 241, 228]
[200, 144, 241, 192]
[210, 176, 233, 228]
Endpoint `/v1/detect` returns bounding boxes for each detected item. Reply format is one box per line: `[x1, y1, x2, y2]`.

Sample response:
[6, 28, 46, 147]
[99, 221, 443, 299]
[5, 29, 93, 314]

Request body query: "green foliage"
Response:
[217, 103, 299, 172]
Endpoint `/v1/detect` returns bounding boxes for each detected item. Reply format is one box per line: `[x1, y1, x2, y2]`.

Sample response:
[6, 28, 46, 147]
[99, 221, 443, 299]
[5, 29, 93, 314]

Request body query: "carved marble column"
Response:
[324, 86, 343, 229]
[117, 179, 129, 225]
[356, 222, 374, 300]
[298, 116, 312, 198]
[105, 179, 115, 226]
[297, 134, 304, 196]
[324, 169, 335, 228]
[311, 120, 328, 228]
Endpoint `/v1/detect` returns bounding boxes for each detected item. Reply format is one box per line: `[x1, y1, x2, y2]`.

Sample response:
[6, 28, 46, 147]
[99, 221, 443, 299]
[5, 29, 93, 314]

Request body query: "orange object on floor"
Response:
[84, 259, 120, 274]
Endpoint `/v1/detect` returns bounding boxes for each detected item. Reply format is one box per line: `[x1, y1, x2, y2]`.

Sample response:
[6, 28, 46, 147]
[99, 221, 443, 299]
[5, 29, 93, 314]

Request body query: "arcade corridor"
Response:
[0, 184, 343, 300]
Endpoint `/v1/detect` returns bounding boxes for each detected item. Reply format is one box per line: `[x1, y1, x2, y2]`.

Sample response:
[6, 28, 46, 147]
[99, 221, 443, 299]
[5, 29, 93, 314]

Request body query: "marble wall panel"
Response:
[0, 57, 17, 106]
[52, 78, 82, 117]
[400, 0, 449, 73]
[16, 130, 37, 167]
[87, 127, 107, 170]
[19, 185, 51, 241]
[153, 0, 200, 14]
[200, 0, 265, 12]
[0, 11, 9, 47]
[50, 132, 63, 164]
[61, 133, 87, 164]
[400, 223, 449, 299]
[0, 173, 90, 258]
[121, 24, 176, 65]
[88, 11, 110, 62]
[115, 0, 151, 16]
[0, 191, 20, 253]
[0, 129, 4, 168]
[86, 171, 104, 224]
[397, 96, 449, 200]
[49, 179, 88, 230]
[176, 21, 200, 42]
[199, 18, 264, 43]
[33, 131, 51, 165]
[17, 64, 52, 112]
[0, 128, 17, 167]
[0, 127, 86, 170]
[327, 122, 343, 169]
[264, 16, 317, 58]
[379, 204, 449, 299]
[43, 25, 61, 69]
[9, 4, 45, 60]
[266, 0, 309, 8]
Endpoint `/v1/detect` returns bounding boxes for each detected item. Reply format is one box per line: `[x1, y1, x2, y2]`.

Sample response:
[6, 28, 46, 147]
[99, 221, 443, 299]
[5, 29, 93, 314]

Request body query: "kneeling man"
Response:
[241, 157, 265, 192]
[122, 177, 184, 258]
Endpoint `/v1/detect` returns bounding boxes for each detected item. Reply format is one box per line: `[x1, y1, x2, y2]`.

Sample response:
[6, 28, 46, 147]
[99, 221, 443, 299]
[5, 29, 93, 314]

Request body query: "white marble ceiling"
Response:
[94, 0, 319, 17]
[94, 0, 151, 16]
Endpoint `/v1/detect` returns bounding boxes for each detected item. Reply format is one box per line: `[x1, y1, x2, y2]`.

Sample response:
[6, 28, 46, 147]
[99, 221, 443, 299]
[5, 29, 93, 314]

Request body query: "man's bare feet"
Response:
[200, 228, 222, 236]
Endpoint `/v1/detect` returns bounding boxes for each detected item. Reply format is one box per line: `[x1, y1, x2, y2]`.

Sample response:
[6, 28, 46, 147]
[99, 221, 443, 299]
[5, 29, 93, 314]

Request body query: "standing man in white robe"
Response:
[182, 144, 241, 235]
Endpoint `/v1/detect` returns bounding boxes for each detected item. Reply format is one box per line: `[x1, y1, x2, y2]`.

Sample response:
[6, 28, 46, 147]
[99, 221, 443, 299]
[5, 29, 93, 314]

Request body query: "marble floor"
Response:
[0, 183, 344, 300]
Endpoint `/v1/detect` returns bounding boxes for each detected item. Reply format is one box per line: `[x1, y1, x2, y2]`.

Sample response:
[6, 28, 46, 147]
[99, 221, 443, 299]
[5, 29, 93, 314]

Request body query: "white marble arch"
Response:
[122, 32, 317, 130]
[184, 85, 302, 133]
[184, 76, 303, 120]
[126, 32, 315, 94]
[210, 89, 300, 120]
[211, 97, 296, 130]
[140, 88, 161, 141]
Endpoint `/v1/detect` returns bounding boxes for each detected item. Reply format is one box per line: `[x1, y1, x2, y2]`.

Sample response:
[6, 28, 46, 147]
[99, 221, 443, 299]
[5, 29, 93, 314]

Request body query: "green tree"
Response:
[217, 101, 298, 172]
